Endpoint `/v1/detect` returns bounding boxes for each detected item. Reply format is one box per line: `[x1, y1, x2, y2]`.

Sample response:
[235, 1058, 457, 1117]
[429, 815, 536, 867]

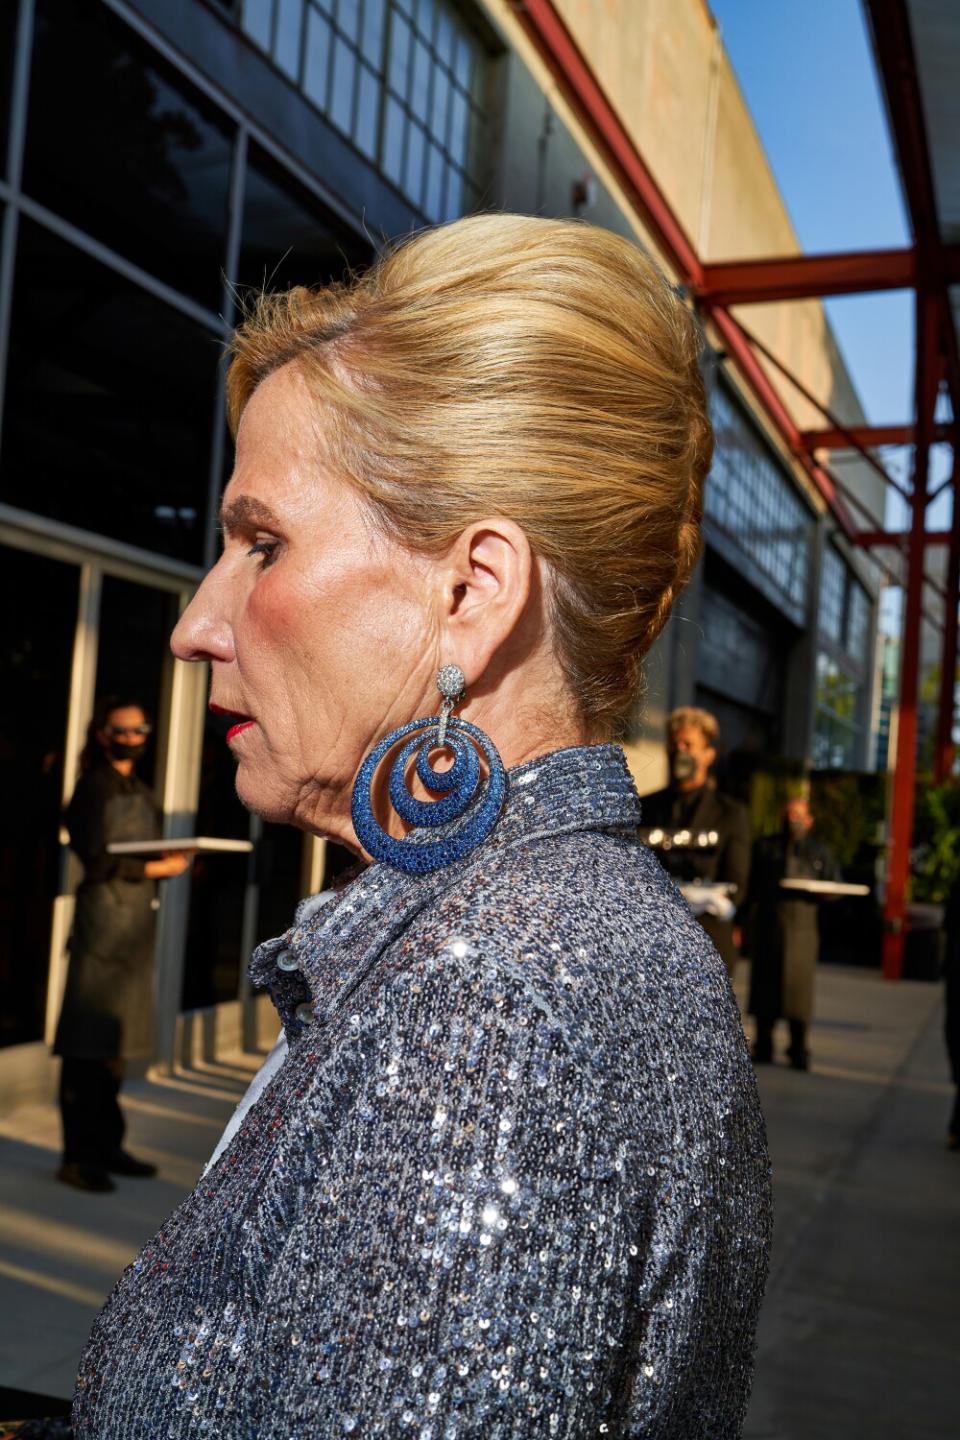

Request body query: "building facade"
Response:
[0, 0, 882, 1100]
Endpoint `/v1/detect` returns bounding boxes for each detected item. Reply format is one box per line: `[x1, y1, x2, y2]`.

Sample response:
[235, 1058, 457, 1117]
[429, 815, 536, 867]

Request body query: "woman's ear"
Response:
[437, 519, 533, 685]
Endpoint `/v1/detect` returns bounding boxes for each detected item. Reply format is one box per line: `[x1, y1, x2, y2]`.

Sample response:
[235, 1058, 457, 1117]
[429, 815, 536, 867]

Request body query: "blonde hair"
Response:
[227, 214, 711, 738]
[668, 706, 719, 746]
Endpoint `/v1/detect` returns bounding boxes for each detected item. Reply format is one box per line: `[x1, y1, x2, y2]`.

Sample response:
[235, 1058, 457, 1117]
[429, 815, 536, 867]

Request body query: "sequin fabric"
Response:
[71, 744, 771, 1438]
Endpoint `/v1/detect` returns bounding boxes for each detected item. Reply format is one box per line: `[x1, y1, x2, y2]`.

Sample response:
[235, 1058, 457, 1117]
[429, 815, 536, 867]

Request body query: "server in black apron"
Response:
[641, 707, 752, 979]
[54, 696, 192, 1192]
[741, 795, 839, 1070]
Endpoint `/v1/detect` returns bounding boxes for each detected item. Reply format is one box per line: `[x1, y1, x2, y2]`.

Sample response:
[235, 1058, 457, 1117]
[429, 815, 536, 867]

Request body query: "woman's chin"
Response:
[233, 767, 296, 828]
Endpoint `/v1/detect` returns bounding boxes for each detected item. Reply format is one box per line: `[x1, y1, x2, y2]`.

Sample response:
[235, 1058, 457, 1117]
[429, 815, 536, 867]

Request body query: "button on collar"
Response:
[276, 949, 299, 972]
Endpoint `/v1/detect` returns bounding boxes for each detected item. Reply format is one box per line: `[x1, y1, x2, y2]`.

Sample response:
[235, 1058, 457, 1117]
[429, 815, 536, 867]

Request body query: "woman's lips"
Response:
[210, 703, 256, 743]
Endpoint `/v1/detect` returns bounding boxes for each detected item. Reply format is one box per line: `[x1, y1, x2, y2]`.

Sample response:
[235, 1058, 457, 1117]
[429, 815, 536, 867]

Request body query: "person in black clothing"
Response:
[641, 707, 752, 978]
[942, 879, 960, 1149]
[741, 794, 839, 1070]
[53, 696, 193, 1192]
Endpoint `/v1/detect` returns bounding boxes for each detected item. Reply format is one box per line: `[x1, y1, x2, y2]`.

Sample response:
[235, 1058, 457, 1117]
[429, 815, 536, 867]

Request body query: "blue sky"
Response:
[707, 0, 937, 526]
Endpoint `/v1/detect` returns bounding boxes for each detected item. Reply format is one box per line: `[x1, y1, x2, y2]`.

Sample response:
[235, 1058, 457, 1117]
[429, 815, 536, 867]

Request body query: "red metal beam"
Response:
[883, 291, 941, 980]
[934, 458, 960, 782]
[801, 424, 916, 449]
[866, 0, 960, 428]
[853, 529, 950, 547]
[697, 247, 921, 305]
[508, 0, 702, 287]
[699, 245, 960, 306]
[801, 423, 954, 450]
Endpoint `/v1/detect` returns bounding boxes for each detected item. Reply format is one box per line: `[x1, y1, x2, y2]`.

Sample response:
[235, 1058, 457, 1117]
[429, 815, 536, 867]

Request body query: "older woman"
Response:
[68, 215, 770, 1438]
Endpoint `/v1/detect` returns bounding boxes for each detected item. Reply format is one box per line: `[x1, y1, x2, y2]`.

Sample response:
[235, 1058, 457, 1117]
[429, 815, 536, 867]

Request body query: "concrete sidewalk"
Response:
[738, 967, 959, 1440]
[0, 968, 956, 1435]
[0, 1049, 265, 1402]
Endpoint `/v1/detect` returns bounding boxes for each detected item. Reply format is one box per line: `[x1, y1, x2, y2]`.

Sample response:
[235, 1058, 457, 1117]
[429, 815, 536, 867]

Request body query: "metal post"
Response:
[882, 290, 940, 979]
[934, 450, 960, 782]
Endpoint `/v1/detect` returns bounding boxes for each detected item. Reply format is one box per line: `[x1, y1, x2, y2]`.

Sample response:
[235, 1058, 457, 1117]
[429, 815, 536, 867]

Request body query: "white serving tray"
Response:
[779, 878, 870, 896]
[107, 837, 253, 855]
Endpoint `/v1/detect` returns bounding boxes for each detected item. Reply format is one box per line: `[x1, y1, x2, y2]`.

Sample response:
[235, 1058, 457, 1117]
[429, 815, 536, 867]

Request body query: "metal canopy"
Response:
[512, 0, 960, 978]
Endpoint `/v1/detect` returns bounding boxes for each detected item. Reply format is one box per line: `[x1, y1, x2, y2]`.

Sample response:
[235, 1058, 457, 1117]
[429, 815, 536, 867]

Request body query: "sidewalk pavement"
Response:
[0, 967, 956, 1436]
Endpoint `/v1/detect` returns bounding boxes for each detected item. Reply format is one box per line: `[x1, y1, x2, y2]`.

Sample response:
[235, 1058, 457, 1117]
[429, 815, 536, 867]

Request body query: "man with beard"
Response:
[53, 696, 193, 1192]
[640, 707, 752, 979]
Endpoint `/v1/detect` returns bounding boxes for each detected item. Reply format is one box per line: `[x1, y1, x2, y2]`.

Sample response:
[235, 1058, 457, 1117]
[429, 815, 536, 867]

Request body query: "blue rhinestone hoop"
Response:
[351, 668, 508, 875]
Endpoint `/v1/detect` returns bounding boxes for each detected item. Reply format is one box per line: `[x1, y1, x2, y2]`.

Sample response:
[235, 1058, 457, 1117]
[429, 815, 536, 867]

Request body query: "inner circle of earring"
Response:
[351, 666, 508, 875]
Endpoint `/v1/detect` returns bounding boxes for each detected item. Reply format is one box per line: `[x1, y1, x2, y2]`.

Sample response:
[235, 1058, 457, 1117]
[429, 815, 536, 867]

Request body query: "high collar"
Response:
[250, 743, 641, 1031]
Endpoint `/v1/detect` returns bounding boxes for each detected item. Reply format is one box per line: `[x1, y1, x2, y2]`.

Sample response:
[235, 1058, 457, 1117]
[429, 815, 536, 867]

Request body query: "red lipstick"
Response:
[210, 702, 256, 743]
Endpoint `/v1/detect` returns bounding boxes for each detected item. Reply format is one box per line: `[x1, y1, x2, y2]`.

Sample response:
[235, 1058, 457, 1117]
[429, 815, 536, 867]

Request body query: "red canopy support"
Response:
[934, 453, 960, 782]
[883, 291, 941, 979]
[697, 247, 920, 305]
[801, 425, 915, 449]
[801, 424, 953, 449]
[512, 0, 960, 978]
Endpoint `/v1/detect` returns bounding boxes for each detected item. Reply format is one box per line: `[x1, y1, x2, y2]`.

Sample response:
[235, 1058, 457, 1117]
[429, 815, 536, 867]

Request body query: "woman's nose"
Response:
[171, 573, 236, 664]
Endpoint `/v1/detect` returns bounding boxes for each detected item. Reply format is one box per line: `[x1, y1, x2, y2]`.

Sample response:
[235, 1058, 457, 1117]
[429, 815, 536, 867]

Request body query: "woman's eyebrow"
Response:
[219, 495, 282, 534]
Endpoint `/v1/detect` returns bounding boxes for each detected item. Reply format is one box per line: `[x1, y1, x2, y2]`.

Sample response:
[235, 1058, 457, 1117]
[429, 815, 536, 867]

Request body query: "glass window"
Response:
[424, 141, 445, 221]
[847, 581, 871, 661]
[24, 0, 235, 311]
[410, 36, 431, 123]
[0, 0, 18, 179]
[1, 219, 217, 563]
[234, 0, 492, 220]
[443, 163, 463, 222]
[237, 142, 371, 293]
[706, 380, 813, 623]
[388, 11, 412, 92]
[241, 0, 274, 49]
[354, 64, 381, 158]
[274, 0, 305, 80]
[697, 582, 784, 715]
[430, 67, 450, 143]
[819, 545, 845, 644]
[303, 6, 332, 107]
[0, 546, 78, 1049]
[813, 652, 862, 769]
[404, 119, 426, 205]
[361, 0, 387, 63]
[337, 0, 361, 42]
[382, 95, 406, 186]
[435, 8, 454, 66]
[330, 35, 357, 132]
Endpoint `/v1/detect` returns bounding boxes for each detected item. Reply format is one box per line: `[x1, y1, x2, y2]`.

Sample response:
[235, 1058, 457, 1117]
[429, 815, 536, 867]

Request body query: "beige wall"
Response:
[487, 0, 887, 548]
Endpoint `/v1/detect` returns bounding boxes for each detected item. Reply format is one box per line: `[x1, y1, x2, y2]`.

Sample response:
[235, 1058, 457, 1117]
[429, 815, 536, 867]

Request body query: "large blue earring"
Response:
[351, 665, 508, 875]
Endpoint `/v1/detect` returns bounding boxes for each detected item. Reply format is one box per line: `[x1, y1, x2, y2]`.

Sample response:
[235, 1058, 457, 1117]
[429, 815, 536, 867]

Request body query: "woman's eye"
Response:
[246, 539, 279, 567]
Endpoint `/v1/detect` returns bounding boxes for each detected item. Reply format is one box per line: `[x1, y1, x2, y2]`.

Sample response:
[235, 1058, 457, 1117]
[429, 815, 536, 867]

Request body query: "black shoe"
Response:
[751, 1044, 773, 1064]
[787, 1049, 810, 1072]
[57, 1162, 115, 1193]
[107, 1149, 157, 1178]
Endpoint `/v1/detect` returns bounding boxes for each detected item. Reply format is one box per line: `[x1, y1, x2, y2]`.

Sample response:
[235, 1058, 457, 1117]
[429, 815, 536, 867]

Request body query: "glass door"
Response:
[0, 543, 78, 1049]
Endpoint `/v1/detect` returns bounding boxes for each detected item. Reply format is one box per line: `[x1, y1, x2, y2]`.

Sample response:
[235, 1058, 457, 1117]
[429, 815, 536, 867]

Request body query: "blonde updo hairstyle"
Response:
[226, 214, 711, 739]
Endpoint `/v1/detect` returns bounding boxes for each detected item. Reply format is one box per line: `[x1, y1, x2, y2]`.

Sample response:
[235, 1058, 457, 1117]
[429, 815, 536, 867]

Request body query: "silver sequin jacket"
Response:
[72, 745, 771, 1438]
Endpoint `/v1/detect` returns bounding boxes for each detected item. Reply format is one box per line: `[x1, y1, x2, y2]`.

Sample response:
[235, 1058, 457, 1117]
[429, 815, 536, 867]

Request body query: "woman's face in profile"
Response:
[171, 365, 437, 832]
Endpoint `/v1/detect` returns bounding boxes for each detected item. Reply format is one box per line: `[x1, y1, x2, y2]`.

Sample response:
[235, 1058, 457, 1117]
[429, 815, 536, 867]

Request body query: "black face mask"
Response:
[108, 740, 145, 763]
[671, 751, 698, 784]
